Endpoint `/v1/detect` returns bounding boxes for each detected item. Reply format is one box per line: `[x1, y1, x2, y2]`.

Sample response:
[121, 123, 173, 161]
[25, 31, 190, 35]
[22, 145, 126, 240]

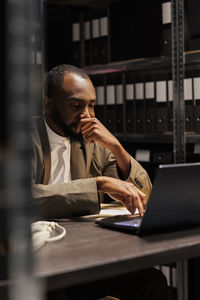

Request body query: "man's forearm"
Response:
[109, 141, 131, 180]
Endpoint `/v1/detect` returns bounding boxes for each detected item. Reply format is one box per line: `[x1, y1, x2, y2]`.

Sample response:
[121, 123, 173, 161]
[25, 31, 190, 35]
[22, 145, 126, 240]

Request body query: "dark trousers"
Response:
[48, 268, 168, 300]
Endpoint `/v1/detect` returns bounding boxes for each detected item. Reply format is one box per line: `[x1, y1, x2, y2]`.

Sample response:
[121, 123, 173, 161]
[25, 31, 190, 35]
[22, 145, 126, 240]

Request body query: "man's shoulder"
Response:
[32, 116, 43, 129]
[31, 116, 44, 145]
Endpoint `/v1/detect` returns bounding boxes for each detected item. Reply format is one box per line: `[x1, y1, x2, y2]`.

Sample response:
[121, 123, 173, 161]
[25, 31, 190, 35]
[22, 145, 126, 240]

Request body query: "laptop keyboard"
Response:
[114, 218, 142, 228]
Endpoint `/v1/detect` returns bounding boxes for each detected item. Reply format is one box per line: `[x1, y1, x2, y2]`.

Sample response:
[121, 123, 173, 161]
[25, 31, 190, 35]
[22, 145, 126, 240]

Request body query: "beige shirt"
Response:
[45, 120, 71, 184]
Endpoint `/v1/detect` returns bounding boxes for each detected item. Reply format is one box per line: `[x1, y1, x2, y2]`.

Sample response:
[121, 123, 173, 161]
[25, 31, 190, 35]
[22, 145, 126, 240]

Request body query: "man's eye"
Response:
[73, 103, 81, 109]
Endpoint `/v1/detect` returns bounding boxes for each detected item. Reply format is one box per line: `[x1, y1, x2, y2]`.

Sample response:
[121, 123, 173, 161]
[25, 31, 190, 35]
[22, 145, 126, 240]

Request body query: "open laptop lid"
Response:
[96, 163, 200, 235]
[138, 162, 200, 235]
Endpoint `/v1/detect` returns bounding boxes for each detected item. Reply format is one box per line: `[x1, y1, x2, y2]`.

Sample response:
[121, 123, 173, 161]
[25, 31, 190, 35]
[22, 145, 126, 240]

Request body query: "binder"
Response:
[168, 80, 173, 132]
[187, 0, 200, 51]
[135, 82, 145, 133]
[145, 81, 156, 133]
[99, 14, 109, 64]
[125, 81, 135, 133]
[91, 17, 100, 65]
[161, 0, 189, 56]
[152, 149, 173, 165]
[84, 10, 92, 66]
[95, 85, 105, 125]
[155, 80, 169, 133]
[161, 1, 172, 55]
[184, 78, 194, 132]
[194, 77, 200, 133]
[91, 8, 108, 65]
[115, 84, 123, 133]
[72, 21, 81, 66]
[106, 84, 116, 133]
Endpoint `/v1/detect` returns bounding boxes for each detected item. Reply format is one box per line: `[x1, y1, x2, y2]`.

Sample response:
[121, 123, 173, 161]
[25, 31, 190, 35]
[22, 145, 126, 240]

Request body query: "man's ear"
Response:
[44, 96, 53, 114]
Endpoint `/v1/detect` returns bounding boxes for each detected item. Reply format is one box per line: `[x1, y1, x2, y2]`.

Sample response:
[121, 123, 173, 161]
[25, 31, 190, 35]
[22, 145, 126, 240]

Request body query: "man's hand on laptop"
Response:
[96, 176, 145, 216]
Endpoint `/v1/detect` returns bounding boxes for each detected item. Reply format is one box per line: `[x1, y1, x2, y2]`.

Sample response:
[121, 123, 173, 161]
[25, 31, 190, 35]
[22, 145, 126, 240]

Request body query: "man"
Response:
[32, 64, 152, 217]
[32, 64, 168, 299]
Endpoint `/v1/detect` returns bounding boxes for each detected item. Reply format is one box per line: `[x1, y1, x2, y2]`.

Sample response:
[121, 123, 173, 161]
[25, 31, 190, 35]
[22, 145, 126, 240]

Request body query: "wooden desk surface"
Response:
[34, 217, 200, 291]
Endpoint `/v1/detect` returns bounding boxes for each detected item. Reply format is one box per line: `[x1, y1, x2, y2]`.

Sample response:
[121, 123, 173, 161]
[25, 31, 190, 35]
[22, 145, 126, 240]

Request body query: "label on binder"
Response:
[84, 21, 90, 40]
[97, 86, 105, 105]
[126, 84, 134, 100]
[194, 77, 200, 99]
[135, 149, 150, 162]
[168, 80, 173, 101]
[145, 82, 154, 99]
[72, 23, 80, 42]
[92, 19, 100, 38]
[162, 2, 171, 24]
[100, 17, 108, 36]
[106, 85, 115, 105]
[135, 83, 144, 99]
[184, 78, 192, 100]
[116, 84, 123, 104]
[156, 81, 167, 102]
[194, 144, 200, 154]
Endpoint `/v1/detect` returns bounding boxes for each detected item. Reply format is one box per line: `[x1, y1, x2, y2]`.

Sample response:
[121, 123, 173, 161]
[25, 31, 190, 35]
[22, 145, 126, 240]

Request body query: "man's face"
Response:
[47, 72, 96, 141]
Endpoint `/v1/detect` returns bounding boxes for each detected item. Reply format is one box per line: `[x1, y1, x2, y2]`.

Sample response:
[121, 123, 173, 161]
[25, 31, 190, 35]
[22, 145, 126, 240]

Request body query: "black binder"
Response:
[187, 0, 200, 51]
[125, 73, 135, 133]
[135, 82, 145, 134]
[145, 81, 156, 134]
[184, 77, 194, 132]
[155, 80, 169, 133]
[105, 79, 116, 133]
[94, 82, 106, 125]
[194, 77, 200, 133]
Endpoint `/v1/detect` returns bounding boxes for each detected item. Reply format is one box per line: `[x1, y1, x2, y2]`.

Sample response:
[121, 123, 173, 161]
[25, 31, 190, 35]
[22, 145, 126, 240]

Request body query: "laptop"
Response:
[95, 163, 200, 235]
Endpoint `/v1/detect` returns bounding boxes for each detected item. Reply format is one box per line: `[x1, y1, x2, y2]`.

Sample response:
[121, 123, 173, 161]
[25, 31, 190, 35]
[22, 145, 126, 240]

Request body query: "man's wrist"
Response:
[96, 176, 105, 191]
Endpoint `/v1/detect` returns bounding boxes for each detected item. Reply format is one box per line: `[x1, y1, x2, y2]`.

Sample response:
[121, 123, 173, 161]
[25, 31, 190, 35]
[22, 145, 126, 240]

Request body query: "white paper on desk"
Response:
[100, 208, 138, 216]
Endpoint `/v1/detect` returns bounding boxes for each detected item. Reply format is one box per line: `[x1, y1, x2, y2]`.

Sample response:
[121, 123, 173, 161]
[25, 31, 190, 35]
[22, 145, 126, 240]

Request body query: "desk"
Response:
[34, 217, 200, 300]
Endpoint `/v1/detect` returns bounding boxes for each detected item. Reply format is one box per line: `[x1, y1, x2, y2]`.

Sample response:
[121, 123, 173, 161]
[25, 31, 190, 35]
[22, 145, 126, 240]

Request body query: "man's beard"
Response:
[51, 105, 83, 143]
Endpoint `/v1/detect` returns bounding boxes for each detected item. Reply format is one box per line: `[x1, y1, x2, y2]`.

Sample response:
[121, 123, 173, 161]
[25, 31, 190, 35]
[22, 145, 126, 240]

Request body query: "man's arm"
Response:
[32, 178, 100, 219]
[96, 176, 146, 216]
[79, 117, 131, 179]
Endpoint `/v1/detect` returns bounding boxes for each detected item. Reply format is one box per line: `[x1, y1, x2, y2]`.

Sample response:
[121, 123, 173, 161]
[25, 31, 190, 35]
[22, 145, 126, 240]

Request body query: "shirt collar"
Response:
[44, 119, 69, 145]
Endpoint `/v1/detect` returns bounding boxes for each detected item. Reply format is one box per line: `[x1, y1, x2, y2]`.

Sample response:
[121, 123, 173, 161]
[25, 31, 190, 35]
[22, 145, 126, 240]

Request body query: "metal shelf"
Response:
[114, 133, 200, 144]
[84, 51, 200, 76]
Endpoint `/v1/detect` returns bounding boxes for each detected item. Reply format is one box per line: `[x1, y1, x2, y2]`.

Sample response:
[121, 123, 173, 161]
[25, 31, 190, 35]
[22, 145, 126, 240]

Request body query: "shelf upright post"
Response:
[171, 2, 188, 299]
[171, 0, 186, 164]
[6, 0, 44, 299]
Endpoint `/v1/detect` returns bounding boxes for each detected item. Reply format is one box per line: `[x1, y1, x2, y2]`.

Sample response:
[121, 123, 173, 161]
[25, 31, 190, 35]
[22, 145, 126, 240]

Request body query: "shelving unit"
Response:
[45, 1, 200, 298]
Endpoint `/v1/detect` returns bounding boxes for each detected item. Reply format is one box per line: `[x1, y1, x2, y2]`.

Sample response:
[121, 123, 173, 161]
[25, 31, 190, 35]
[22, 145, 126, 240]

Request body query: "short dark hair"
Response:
[46, 64, 89, 98]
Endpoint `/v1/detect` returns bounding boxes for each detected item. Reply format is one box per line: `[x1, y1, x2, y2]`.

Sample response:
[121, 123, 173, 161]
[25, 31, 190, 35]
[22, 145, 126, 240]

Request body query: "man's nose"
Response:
[80, 106, 91, 118]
